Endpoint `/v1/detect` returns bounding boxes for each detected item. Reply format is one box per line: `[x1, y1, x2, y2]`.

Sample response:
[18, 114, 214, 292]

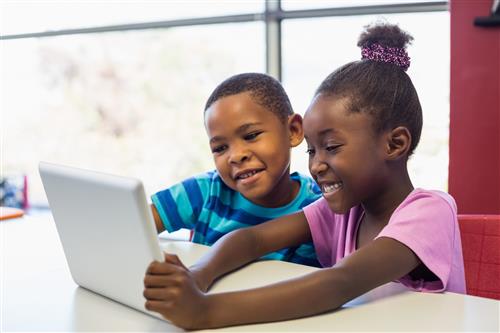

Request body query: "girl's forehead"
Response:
[304, 96, 373, 137]
[304, 96, 350, 123]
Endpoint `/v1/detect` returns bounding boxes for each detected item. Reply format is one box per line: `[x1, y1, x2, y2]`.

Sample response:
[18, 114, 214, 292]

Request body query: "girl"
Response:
[143, 23, 466, 329]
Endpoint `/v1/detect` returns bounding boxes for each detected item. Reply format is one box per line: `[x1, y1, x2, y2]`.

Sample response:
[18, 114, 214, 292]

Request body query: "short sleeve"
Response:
[376, 190, 458, 292]
[151, 175, 208, 232]
[303, 198, 338, 267]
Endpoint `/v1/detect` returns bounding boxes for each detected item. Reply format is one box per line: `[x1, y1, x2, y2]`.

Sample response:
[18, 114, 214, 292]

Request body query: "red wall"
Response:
[449, 0, 500, 214]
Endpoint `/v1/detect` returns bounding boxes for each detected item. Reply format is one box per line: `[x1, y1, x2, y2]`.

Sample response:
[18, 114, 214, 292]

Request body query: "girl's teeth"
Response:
[323, 182, 342, 193]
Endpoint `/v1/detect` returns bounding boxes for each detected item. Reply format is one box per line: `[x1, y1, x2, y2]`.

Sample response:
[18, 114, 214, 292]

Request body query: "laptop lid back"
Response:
[39, 161, 164, 318]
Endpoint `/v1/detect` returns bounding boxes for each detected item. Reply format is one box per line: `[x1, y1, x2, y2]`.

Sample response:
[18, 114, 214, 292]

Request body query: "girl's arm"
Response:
[207, 236, 420, 327]
[144, 234, 420, 329]
[190, 211, 312, 291]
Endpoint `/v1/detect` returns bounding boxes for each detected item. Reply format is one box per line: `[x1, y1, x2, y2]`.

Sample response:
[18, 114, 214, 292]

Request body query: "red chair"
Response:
[457, 214, 500, 300]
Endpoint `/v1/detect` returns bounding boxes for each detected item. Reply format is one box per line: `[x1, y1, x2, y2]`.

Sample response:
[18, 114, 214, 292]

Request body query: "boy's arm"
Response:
[151, 176, 209, 235]
[145, 236, 420, 329]
[150, 204, 165, 233]
[190, 211, 312, 292]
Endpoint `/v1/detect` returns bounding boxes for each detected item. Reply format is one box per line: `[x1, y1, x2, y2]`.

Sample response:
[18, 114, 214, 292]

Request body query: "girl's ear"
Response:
[288, 113, 304, 147]
[385, 126, 412, 160]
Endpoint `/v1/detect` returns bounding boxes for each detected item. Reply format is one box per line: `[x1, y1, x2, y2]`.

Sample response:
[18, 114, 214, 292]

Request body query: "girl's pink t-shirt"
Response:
[303, 188, 466, 293]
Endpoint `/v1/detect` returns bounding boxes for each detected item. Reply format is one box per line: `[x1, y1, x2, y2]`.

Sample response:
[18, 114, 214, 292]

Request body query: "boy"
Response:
[151, 73, 321, 266]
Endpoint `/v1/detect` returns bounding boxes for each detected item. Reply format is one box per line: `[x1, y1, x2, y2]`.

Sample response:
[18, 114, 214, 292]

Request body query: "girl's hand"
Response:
[164, 253, 211, 292]
[143, 253, 210, 329]
[189, 265, 212, 293]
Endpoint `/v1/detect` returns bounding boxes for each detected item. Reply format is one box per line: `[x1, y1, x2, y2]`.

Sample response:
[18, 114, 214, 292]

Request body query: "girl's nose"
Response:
[309, 157, 327, 176]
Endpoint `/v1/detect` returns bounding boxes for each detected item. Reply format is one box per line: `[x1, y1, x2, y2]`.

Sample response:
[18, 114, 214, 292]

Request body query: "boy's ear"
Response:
[385, 126, 411, 160]
[287, 113, 304, 147]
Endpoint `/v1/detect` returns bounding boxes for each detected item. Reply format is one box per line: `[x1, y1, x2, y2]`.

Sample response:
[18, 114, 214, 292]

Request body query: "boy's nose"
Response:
[228, 149, 250, 164]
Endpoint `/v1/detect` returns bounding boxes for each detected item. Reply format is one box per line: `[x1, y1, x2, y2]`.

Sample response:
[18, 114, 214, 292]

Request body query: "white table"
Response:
[2, 214, 499, 332]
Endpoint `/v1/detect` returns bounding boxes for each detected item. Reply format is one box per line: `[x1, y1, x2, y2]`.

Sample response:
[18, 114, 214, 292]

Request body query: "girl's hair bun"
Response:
[357, 22, 414, 71]
[358, 22, 413, 49]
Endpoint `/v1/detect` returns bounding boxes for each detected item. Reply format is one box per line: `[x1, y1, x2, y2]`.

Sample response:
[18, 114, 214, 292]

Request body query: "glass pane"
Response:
[282, 0, 444, 11]
[283, 12, 450, 190]
[1, 22, 265, 206]
[1, 1, 264, 35]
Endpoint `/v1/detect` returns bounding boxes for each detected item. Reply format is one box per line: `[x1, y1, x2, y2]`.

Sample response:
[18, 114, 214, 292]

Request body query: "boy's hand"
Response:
[143, 253, 210, 329]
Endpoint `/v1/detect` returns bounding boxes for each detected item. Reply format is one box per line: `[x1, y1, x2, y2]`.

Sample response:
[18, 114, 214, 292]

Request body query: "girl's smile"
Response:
[319, 181, 343, 196]
[304, 94, 388, 213]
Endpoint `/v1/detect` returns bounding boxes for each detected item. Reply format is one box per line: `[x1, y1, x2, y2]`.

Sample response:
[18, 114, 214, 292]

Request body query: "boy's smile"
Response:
[204, 92, 302, 207]
[233, 168, 265, 185]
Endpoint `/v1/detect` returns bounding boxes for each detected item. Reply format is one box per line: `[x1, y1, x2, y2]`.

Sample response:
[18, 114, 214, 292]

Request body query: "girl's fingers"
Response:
[163, 253, 187, 269]
[144, 274, 174, 288]
[146, 261, 180, 275]
[145, 299, 172, 313]
[143, 287, 177, 301]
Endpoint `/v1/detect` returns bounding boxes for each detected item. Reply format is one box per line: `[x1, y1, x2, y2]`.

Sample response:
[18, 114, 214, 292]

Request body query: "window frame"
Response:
[1, 1, 448, 81]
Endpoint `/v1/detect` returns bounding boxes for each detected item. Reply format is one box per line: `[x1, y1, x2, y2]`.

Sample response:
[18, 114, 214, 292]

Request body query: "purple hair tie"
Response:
[361, 43, 411, 71]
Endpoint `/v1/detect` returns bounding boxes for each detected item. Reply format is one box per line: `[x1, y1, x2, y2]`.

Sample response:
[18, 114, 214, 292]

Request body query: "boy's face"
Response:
[303, 95, 391, 213]
[205, 92, 300, 207]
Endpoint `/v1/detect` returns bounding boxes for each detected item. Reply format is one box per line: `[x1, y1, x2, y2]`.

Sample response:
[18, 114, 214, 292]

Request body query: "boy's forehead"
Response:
[205, 111, 288, 144]
[212, 91, 257, 108]
[205, 93, 280, 125]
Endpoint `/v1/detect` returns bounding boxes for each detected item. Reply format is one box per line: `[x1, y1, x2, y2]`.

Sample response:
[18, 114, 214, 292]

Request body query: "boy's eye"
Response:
[326, 145, 341, 153]
[243, 131, 262, 141]
[306, 148, 315, 156]
[211, 145, 227, 154]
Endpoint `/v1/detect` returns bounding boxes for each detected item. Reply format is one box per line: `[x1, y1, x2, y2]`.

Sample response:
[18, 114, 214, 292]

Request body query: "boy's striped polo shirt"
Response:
[152, 170, 322, 267]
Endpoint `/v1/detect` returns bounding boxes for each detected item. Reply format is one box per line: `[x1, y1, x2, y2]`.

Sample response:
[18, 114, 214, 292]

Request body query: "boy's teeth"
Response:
[322, 182, 342, 193]
[239, 170, 259, 179]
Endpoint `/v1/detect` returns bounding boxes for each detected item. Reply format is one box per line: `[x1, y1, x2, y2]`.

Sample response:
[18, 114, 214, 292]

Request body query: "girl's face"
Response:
[303, 95, 391, 213]
[204, 92, 300, 207]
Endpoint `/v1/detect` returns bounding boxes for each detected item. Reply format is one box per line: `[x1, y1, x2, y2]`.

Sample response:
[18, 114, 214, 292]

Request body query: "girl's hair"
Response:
[316, 23, 423, 156]
[204, 73, 294, 123]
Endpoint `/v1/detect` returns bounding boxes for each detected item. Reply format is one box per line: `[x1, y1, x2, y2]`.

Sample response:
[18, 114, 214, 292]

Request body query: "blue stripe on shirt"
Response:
[202, 225, 226, 244]
[206, 195, 268, 225]
[159, 190, 185, 231]
[182, 177, 204, 217]
[299, 197, 320, 208]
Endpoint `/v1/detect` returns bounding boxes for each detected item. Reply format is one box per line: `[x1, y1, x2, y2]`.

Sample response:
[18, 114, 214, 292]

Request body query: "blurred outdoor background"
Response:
[1, 0, 450, 207]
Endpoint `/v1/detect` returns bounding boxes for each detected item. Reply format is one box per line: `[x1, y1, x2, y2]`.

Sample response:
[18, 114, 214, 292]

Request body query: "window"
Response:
[281, 0, 443, 10]
[2, 23, 264, 204]
[1, 1, 263, 35]
[1, 1, 449, 207]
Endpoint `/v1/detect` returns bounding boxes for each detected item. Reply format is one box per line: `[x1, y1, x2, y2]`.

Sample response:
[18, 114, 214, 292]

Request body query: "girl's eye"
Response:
[211, 145, 227, 154]
[306, 148, 315, 156]
[244, 131, 262, 141]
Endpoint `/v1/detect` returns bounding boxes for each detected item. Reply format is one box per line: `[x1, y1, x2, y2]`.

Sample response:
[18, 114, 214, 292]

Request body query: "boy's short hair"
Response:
[204, 73, 293, 122]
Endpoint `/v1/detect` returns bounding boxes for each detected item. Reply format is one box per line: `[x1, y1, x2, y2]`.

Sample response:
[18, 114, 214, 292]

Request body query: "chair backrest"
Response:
[457, 214, 500, 300]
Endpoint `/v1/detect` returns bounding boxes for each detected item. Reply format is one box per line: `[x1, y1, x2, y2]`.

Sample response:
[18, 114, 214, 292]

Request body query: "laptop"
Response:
[39, 161, 165, 320]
